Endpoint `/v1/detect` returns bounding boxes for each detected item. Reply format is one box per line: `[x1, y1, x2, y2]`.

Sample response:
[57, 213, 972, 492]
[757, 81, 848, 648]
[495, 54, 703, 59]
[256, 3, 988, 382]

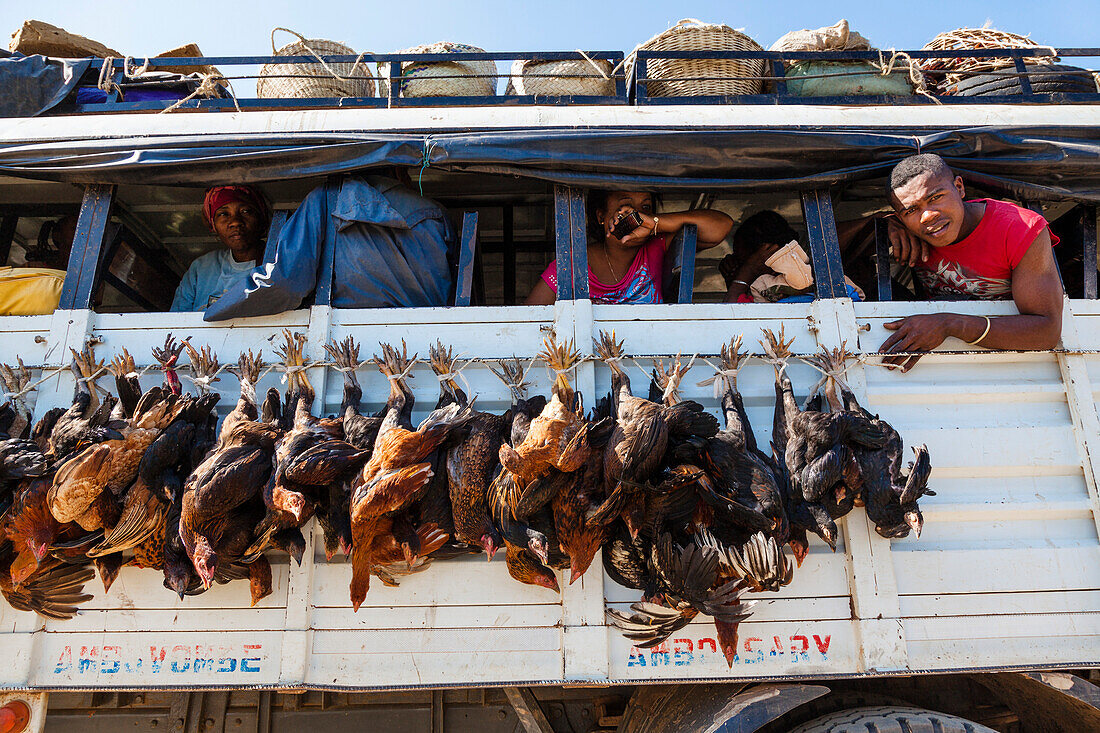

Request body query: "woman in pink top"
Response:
[525, 191, 733, 305]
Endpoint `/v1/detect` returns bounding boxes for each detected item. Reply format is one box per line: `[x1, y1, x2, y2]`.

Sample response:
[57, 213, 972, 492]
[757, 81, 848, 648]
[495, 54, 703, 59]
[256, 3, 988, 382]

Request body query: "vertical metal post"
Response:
[873, 218, 893, 302]
[773, 59, 788, 97]
[0, 215, 16, 265]
[1083, 205, 1097, 300]
[612, 52, 627, 101]
[674, 223, 698, 304]
[389, 61, 402, 107]
[503, 204, 516, 304]
[553, 186, 574, 301]
[1012, 55, 1034, 96]
[314, 178, 341, 307]
[58, 184, 115, 310]
[568, 188, 588, 300]
[801, 189, 846, 299]
[636, 56, 648, 104]
[454, 211, 478, 307]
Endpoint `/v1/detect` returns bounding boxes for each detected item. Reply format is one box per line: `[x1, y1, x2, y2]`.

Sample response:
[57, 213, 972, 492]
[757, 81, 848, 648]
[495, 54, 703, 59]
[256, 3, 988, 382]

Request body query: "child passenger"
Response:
[525, 190, 733, 305]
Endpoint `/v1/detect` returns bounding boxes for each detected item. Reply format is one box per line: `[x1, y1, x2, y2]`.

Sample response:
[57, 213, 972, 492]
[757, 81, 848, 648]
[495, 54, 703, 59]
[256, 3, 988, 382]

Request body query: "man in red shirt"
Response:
[877, 153, 1063, 371]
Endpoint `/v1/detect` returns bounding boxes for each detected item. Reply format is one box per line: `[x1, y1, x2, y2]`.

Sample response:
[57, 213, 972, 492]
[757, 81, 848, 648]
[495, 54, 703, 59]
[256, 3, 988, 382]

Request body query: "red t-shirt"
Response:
[541, 237, 667, 304]
[914, 199, 1058, 300]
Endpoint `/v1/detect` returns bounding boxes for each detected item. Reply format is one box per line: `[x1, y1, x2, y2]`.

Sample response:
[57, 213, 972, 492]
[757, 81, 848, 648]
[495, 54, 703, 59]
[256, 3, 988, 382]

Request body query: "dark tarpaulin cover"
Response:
[0, 51, 91, 118]
[0, 125, 1098, 201]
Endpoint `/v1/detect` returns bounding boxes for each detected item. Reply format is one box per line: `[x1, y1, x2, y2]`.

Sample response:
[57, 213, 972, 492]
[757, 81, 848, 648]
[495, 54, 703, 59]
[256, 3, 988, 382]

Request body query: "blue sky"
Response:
[4, 0, 1097, 60]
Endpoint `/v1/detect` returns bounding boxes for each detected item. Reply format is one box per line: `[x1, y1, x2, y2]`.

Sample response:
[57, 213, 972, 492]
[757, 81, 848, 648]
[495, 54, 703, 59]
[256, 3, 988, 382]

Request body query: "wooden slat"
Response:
[899, 589, 1100, 618]
[78, 565, 289, 611]
[893, 547, 1100, 595]
[312, 604, 562, 630]
[311, 560, 564, 608]
[308, 647, 564, 688]
[606, 595, 852, 624]
[312, 627, 561, 654]
[47, 609, 289, 633]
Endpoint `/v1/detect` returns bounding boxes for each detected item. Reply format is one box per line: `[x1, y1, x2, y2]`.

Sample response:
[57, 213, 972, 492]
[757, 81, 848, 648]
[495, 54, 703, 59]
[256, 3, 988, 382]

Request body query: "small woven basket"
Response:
[257, 28, 375, 99]
[920, 27, 1057, 85]
[508, 57, 616, 96]
[384, 42, 496, 97]
[629, 19, 765, 97]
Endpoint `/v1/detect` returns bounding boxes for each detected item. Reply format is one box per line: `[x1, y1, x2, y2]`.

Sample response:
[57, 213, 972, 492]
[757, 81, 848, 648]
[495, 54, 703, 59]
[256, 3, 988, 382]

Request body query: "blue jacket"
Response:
[204, 175, 455, 320]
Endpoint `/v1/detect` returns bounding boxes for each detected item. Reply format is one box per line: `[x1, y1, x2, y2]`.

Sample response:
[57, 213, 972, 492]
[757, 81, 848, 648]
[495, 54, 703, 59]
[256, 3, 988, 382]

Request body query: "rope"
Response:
[270, 28, 368, 82]
[418, 138, 438, 195]
[697, 358, 741, 399]
[161, 73, 241, 113]
[573, 49, 612, 79]
[381, 358, 418, 387]
[97, 58, 121, 99]
[660, 353, 697, 404]
[433, 356, 474, 399]
[875, 49, 942, 105]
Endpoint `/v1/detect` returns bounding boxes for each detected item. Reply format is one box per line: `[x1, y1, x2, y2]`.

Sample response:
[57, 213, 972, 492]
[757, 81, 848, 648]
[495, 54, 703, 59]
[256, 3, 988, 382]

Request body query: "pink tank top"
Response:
[541, 237, 667, 304]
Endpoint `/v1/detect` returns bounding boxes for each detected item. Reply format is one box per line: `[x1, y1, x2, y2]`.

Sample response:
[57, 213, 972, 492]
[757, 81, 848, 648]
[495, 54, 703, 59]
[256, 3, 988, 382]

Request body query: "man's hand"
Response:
[879, 313, 957, 372]
[886, 217, 931, 268]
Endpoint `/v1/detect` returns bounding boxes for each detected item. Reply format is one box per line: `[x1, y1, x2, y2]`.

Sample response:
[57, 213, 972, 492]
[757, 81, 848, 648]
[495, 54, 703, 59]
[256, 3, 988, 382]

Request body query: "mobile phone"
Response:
[611, 210, 645, 239]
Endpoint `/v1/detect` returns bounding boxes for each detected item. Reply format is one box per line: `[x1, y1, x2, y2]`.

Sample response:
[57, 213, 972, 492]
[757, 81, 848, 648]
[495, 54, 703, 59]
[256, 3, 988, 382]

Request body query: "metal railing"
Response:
[66, 47, 1100, 113]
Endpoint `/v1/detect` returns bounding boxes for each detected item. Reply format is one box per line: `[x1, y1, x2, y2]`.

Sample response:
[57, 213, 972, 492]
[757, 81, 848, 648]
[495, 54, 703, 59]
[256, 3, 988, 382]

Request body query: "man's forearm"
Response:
[942, 312, 1061, 350]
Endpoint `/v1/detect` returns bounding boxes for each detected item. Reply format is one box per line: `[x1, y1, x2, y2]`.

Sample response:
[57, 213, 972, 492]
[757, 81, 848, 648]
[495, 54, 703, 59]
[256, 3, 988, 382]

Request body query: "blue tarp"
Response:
[0, 51, 91, 117]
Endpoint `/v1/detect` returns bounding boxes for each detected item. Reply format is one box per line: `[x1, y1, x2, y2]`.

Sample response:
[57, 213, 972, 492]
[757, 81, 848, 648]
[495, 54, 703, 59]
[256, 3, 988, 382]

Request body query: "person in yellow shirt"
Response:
[0, 215, 75, 316]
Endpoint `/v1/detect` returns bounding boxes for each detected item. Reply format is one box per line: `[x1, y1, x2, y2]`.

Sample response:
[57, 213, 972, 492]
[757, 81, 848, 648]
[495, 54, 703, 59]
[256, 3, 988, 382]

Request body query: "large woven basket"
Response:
[628, 19, 765, 97]
[508, 57, 616, 96]
[384, 42, 496, 97]
[920, 27, 1057, 85]
[257, 28, 375, 99]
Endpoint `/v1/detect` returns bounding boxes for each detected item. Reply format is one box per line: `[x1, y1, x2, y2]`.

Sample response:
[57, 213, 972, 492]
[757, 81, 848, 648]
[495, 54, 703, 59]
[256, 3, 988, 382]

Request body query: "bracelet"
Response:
[969, 316, 992, 346]
[731, 280, 750, 288]
[651, 216, 660, 235]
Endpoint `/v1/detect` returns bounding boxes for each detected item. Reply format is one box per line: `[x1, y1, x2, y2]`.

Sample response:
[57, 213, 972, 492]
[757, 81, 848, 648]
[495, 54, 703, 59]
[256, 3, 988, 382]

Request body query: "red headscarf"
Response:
[201, 185, 271, 231]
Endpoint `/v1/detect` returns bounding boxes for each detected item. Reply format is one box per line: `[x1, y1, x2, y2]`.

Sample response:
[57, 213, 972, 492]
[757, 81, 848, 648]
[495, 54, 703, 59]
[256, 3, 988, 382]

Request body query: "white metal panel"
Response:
[3, 297, 1099, 689]
[2, 105, 1100, 143]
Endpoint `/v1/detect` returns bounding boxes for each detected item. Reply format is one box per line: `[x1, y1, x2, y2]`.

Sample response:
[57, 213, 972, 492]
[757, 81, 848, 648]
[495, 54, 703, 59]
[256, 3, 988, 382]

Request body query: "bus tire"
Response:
[949, 64, 1096, 96]
[786, 705, 1000, 733]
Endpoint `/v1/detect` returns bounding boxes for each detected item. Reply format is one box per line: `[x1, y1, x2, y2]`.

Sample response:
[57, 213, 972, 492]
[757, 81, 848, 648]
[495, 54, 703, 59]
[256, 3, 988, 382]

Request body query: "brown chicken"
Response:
[348, 342, 471, 611]
[1, 539, 95, 620]
[3, 477, 62, 584]
[253, 331, 369, 560]
[588, 331, 718, 538]
[431, 342, 509, 558]
[44, 347, 122, 462]
[503, 539, 559, 593]
[498, 336, 592, 491]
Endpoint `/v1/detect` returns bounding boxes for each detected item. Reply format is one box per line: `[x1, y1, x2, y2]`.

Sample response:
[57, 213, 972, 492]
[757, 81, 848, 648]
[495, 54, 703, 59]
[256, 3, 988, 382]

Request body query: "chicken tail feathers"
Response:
[899, 443, 932, 504]
[663, 401, 720, 439]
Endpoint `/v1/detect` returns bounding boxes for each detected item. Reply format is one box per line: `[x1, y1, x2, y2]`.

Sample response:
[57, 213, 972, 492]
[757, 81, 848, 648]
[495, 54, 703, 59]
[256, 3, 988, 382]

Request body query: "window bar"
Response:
[674, 223, 698, 304]
[873, 218, 893, 302]
[389, 62, 402, 108]
[568, 187, 588, 300]
[0, 215, 16, 265]
[800, 190, 847, 299]
[502, 205, 516, 305]
[553, 186, 575, 301]
[314, 178, 341, 306]
[773, 59, 788, 97]
[1012, 54, 1034, 97]
[58, 184, 115, 310]
[636, 56, 648, 104]
[455, 211, 479, 307]
[1084, 205, 1098, 299]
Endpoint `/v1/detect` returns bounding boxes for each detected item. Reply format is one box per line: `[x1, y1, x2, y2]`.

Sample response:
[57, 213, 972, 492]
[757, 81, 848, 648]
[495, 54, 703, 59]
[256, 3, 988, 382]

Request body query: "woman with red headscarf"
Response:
[170, 185, 271, 312]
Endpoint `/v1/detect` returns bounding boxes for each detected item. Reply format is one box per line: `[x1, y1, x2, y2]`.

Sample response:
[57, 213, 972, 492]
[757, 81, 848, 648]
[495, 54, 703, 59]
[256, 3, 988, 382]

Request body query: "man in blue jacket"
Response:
[203, 174, 455, 320]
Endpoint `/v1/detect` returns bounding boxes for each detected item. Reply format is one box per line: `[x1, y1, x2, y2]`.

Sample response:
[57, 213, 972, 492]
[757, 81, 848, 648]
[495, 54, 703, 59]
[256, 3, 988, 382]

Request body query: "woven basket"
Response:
[508, 57, 616, 96]
[257, 28, 375, 99]
[628, 19, 764, 97]
[920, 27, 1057, 84]
[384, 42, 496, 97]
